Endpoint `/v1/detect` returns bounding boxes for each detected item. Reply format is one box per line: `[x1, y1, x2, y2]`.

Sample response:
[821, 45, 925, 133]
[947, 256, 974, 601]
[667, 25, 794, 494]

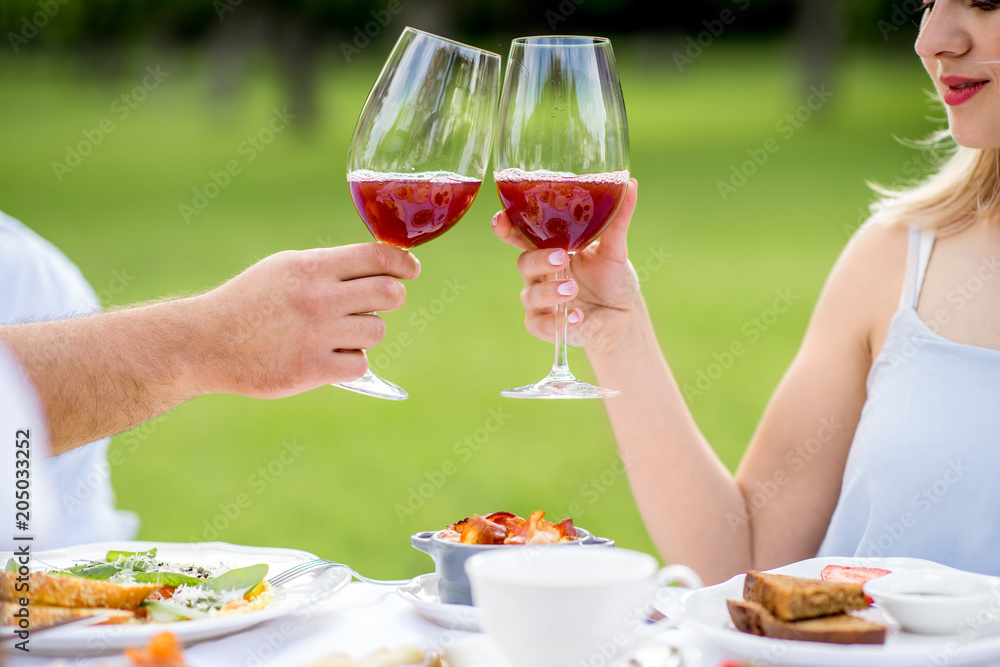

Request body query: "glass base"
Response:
[335, 369, 408, 401]
[501, 371, 619, 400]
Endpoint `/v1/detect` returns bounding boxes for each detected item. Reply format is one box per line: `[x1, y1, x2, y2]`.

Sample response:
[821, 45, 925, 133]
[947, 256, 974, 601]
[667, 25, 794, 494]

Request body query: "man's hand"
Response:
[190, 243, 420, 398]
[0, 243, 420, 454]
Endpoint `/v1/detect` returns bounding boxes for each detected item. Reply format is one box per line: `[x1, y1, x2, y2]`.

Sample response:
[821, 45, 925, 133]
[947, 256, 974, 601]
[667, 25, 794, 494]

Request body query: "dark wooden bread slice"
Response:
[743, 570, 868, 621]
[728, 599, 887, 645]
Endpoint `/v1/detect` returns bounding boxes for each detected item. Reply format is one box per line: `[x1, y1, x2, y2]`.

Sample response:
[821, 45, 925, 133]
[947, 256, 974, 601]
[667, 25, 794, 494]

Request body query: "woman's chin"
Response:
[948, 123, 1000, 150]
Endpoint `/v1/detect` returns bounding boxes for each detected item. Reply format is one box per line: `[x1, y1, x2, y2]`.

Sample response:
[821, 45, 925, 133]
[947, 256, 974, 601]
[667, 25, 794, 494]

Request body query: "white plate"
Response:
[396, 574, 482, 632]
[676, 556, 1000, 667]
[1, 540, 352, 656]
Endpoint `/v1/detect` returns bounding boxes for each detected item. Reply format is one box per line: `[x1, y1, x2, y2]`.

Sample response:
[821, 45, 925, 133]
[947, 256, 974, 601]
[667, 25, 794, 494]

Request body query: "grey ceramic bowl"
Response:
[410, 527, 615, 606]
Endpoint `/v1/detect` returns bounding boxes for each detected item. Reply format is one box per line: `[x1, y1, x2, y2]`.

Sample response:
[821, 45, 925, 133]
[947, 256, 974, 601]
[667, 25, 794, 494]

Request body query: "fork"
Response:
[268, 559, 410, 588]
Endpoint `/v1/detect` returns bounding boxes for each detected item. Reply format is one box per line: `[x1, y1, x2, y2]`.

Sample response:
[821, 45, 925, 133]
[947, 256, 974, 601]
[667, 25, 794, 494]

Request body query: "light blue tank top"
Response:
[817, 227, 1000, 575]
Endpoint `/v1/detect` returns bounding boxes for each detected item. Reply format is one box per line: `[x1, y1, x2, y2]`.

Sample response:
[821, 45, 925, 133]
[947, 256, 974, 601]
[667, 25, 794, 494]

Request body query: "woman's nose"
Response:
[915, 3, 973, 61]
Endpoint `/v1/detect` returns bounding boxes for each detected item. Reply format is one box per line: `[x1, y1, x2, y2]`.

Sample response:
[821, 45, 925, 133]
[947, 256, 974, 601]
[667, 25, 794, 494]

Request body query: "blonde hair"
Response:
[870, 131, 1000, 234]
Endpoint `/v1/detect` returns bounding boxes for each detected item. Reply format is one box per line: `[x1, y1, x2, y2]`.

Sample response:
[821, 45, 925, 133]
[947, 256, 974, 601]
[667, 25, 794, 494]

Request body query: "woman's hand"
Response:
[492, 179, 639, 356]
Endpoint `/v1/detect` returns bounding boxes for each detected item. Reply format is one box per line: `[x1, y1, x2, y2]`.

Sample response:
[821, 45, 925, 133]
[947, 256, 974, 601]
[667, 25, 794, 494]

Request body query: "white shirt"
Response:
[0, 210, 138, 546]
[818, 228, 1000, 574]
[0, 341, 57, 550]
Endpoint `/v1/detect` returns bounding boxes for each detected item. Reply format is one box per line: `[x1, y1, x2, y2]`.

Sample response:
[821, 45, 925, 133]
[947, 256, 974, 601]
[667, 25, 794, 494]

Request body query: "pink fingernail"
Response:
[492, 212, 500, 227]
[557, 281, 576, 296]
[549, 249, 567, 265]
[568, 310, 582, 324]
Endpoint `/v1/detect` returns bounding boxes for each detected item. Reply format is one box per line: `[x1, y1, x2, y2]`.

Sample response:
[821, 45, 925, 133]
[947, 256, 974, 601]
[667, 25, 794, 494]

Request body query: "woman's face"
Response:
[916, 1, 1000, 148]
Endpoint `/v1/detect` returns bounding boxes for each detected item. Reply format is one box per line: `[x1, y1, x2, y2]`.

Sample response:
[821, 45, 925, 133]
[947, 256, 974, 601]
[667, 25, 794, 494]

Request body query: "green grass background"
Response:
[0, 42, 936, 578]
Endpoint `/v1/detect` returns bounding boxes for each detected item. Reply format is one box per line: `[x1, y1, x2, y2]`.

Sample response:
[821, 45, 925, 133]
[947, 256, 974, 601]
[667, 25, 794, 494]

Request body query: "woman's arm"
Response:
[495, 184, 906, 583]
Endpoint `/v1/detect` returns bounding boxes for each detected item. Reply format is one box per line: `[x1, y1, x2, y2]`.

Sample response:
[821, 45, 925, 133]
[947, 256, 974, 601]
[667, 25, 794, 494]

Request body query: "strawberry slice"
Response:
[820, 564, 891, 603]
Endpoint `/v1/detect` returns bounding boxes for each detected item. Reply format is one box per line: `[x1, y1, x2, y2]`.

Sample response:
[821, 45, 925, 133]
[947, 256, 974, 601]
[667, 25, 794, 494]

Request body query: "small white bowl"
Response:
[863, 569, 999, 635]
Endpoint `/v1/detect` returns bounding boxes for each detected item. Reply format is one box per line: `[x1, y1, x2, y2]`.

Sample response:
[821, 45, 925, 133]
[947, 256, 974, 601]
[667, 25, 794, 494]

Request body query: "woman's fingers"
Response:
[492, 210, 536, 252]
[520, 277, 576, 310]
[525, 309, 585, 344]
[516, 247, 571, 283]
[593, 178, 637, 264]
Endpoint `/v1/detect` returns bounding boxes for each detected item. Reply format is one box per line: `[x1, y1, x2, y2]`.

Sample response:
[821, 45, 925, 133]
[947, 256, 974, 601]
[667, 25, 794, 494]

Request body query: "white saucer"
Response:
[396, 574, 483, 632]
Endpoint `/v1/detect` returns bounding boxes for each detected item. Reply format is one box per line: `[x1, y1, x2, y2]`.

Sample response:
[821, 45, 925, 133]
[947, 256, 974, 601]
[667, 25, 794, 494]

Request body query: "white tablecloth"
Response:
[5, 582, 727, 666]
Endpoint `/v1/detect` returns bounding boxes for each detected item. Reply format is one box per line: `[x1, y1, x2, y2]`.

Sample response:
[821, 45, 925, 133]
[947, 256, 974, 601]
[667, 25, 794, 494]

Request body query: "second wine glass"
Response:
[494, 36, 630, 399]
[340, 27, 500, 400]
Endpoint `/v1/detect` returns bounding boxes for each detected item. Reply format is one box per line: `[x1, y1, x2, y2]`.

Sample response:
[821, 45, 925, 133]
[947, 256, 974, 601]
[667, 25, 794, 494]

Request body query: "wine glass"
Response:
[340, 27, 500, 400]
[494, 36, 630, 399]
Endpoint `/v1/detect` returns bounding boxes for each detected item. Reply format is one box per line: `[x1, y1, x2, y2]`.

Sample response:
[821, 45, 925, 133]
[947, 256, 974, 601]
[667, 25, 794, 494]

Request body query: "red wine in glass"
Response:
[494, 35, 629, 399]
[340, 27, 499, 400]
[348, 170, 482, 249]
[494, 168, 629, 252]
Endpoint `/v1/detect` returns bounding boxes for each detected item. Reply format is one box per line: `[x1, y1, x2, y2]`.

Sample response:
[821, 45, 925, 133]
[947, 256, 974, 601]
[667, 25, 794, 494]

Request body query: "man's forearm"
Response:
[0, 245, 422, 455]
[0, 299, 202, 455]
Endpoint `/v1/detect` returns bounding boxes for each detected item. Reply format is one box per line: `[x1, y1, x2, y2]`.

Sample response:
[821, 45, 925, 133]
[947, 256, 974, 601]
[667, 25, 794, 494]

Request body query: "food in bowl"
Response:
[410, 510, 613, 606]
[439, 511, 578, 545]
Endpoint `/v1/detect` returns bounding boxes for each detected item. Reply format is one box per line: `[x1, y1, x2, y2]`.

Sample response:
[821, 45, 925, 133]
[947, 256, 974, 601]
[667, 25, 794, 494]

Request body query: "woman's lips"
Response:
[941, 76, 989, 106]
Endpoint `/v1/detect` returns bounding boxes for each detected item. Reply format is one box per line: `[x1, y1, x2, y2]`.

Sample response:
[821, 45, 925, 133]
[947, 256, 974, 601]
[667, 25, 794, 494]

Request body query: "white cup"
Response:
[465, 548, 701, 667]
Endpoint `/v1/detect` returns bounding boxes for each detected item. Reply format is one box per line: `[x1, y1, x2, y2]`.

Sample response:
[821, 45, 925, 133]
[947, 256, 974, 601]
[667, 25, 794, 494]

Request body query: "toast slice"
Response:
[0, 601, 139, 630]
[0, 572, 159, 609]
[743, 570, 868, 621]
[727, 599, 887, 645]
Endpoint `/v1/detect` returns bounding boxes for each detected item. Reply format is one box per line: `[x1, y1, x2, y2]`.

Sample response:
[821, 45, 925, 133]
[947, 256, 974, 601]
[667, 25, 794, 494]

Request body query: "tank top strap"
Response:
[899, 226, 936, 310]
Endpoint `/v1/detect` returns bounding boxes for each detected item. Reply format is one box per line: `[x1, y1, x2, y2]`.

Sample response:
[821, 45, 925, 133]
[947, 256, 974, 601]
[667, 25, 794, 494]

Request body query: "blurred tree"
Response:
[0, 0, 927, 119]
[205, 1, 322, 124]
[791, 0, 845, 104]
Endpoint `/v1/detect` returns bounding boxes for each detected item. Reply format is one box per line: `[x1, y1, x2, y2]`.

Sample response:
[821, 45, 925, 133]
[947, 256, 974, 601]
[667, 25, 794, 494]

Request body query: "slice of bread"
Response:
[0, 572, 159, 609]
[727, 599, 887, 645]
[0, 601, 139, 630]
[743, 570, 868, 621]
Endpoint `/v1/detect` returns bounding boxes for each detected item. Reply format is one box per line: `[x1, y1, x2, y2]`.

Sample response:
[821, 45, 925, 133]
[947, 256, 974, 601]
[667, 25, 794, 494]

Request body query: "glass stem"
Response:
[550, 266, 574, 381]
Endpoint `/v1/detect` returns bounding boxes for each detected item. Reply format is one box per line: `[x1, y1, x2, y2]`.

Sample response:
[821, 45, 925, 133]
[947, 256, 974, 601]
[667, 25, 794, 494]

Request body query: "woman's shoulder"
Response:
[839, 219, 910, 277]
[823, 219, 910, 361]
